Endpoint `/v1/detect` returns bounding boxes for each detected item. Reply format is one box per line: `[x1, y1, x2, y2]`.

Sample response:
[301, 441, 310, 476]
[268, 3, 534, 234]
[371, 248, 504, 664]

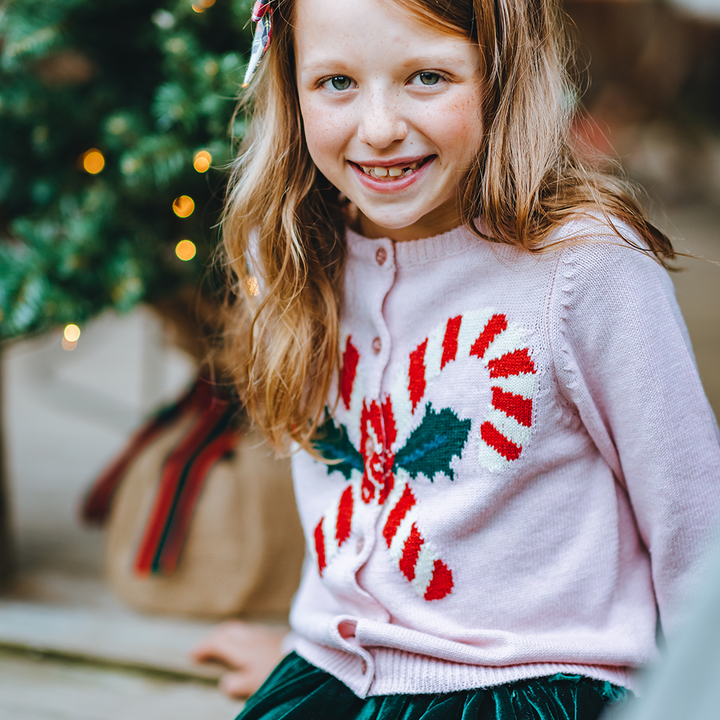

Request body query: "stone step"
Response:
[0, 571, 225, 682]
[0, 601, 223, 682]
[0, 650, 243, 720]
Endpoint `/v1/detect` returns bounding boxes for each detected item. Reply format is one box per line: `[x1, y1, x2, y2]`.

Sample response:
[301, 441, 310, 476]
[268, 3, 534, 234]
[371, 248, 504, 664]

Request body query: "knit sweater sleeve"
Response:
[548, 231, 720, 642]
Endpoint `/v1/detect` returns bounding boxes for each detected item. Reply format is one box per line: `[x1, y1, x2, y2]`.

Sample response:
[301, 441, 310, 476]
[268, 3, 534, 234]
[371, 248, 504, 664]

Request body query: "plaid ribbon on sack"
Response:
[82, 375, 242, 576]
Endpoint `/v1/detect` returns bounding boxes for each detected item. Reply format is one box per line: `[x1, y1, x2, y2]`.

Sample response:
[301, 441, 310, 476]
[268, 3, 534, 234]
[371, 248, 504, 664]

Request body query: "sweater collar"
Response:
[345, 220, 492, 269]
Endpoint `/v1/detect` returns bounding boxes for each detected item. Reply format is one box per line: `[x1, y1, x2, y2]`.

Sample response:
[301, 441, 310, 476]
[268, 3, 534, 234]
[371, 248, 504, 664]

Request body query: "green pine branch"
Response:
[0, 0, 254, 339]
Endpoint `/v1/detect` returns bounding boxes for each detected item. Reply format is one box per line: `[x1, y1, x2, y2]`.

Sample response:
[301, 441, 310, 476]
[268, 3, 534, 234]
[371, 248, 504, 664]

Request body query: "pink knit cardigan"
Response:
[285, 218, 720, 697]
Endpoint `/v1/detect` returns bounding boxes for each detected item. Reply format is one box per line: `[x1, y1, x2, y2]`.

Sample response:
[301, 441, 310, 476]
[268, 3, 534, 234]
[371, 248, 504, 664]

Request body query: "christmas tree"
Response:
[0, 0, 253, 339]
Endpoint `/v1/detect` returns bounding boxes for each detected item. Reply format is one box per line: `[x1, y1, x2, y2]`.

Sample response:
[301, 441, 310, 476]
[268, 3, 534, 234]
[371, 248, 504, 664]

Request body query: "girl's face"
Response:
[295, 0, 483, 242]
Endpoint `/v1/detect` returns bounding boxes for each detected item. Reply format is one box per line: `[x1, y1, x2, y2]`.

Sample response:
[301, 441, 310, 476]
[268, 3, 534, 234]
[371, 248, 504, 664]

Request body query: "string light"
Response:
[62, 323, 81, 351]
[152, 10, 175, 29]
[107, 116, 129, 135]
[172, 195, 195, 218]
[247, 277, 260, 296]
[193, 150, 211, 173]
[175, 240, 197, 261]
[64, 324, 81, 342]
[166, 37, 187, 54]
[121, 157, 140, 175]
[192, 0, 216, 11]
[80, 148, 105, 174]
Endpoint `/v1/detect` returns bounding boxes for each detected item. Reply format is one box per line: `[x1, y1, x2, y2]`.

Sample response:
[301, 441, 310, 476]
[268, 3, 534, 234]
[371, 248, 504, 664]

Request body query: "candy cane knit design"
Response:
[311, 310, 536, 601]
[397, 308, 538, 472]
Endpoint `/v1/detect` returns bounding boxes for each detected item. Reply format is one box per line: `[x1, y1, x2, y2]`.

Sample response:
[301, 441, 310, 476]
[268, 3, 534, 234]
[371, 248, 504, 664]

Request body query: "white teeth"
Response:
[388, 167, 403, 177]
[374, 166, 388, 177]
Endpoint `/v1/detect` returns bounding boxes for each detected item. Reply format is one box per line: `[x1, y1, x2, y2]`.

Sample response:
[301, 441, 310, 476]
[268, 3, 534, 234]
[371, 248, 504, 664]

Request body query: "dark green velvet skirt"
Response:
[236, 652, 631, 720]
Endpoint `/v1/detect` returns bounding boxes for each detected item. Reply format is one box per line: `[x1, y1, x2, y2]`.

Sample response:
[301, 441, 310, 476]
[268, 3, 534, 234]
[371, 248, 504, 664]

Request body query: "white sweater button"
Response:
[372, 337, 382, 354]
[375, 247, 387, 266]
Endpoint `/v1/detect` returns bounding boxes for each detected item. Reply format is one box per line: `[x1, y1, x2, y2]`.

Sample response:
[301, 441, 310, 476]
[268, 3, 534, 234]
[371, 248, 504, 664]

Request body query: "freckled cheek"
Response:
[301, 103, 352, 168]
[419, 94, 484, 161]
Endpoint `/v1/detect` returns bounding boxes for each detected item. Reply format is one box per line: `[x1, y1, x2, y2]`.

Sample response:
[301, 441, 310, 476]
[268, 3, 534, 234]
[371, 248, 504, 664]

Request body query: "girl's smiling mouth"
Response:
[349, 156, 436, 189]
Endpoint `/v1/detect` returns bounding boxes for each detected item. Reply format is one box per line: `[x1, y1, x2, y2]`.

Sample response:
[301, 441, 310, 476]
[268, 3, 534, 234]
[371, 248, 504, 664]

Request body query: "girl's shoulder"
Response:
[544, 214, 686, 361]
[545, 212, 674, 289]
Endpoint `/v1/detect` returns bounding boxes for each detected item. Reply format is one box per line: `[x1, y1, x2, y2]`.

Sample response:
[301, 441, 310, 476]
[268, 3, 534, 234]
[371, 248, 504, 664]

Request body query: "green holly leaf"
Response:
[311, 411, 364, 480]
[394, 403, 471, 481]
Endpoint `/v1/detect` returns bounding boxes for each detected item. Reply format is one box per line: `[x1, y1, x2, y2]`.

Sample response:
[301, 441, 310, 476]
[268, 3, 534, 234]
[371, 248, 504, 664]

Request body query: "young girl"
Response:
[215, 0, 720, 716]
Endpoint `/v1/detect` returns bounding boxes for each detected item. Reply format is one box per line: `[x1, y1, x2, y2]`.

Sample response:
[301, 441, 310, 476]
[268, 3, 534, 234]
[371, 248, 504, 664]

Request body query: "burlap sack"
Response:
[105, 419, 305, 619]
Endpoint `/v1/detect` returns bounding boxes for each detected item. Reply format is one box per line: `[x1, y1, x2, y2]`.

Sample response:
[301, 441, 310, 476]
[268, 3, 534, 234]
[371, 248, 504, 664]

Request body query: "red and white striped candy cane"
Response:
[380, 470, 454, 600]
[393, 309, 537, 472]
[313, 310, 536, 600]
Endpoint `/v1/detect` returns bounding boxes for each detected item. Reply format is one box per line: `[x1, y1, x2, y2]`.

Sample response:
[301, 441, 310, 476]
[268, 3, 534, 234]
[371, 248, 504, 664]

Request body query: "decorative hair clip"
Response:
[242, 1, 274, 87]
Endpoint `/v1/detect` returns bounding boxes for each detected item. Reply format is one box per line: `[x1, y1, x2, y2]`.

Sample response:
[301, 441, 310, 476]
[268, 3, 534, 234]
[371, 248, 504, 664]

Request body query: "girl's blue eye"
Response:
[416, 72, 441, 86]
[326, 76, 353, 91]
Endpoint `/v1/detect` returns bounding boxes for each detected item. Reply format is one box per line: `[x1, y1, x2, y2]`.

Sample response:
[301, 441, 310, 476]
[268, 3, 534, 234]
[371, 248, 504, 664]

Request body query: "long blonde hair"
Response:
[222, 0, 674, 450]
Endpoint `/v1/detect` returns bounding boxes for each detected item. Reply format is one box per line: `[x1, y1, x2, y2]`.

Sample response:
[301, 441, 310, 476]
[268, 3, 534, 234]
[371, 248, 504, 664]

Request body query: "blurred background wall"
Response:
[567, 0, 720, 203]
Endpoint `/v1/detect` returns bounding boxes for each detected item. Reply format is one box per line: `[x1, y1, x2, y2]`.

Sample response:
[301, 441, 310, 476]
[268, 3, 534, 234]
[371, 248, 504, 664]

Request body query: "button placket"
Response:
[365, 241, 393, 400]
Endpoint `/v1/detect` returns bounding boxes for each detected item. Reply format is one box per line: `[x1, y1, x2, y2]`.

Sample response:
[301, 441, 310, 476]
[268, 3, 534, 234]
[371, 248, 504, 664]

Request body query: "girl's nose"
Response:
[357, 94, 408, 148]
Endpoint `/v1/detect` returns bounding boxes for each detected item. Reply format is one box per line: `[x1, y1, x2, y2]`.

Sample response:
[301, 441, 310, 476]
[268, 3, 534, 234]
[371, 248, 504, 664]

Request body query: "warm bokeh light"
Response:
[175, 239, 197, 261]
[121, 157, 140, 175]
[62, 337, 77, 352]
[247, 277, 260, 296]
[81, 149, 105, 174]
[193, 150, 211, 173]
[192, 0, 216, 9]
[64, 324, 81, 342]
[173, 195, 195, 218]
